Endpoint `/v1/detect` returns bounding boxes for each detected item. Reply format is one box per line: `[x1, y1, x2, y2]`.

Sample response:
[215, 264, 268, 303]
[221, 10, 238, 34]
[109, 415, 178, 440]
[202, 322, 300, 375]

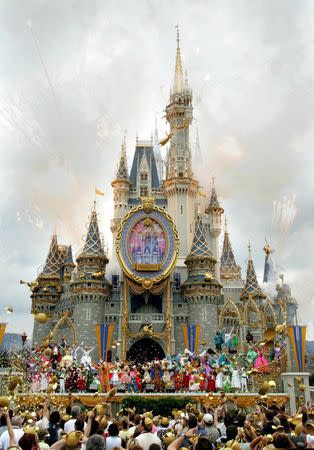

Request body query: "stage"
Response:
[16, 392, 290, 415]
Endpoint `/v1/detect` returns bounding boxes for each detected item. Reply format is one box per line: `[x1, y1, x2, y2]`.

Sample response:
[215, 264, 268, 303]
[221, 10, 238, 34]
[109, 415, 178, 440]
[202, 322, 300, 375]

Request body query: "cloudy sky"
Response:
[0, 0, 314, 339]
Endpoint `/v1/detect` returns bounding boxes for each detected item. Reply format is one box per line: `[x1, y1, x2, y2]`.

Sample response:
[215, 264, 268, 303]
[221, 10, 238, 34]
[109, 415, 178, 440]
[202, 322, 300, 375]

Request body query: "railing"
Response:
[128, 313, 164, 323]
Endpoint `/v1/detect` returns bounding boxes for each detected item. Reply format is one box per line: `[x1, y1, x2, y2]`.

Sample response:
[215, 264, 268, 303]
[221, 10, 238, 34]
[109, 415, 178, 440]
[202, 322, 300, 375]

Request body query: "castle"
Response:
[30, 31, 298, 362]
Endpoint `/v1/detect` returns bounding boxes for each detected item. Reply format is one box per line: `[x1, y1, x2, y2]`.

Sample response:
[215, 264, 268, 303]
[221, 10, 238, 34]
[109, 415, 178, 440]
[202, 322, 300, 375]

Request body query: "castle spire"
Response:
[206, 178, 223, 212]
[263, 240, 275, 283]
[194, 126, 203, 163]
[188, 215, 212, 258]
[40, 234, 62, 278]
[81, 203, 105, 257]
[240, 242, 265, 300]
[173, 25, 186, 94]
[115, 135, 129, 180]
[64, 245, 75, 267]
[220, 217, 241, 281]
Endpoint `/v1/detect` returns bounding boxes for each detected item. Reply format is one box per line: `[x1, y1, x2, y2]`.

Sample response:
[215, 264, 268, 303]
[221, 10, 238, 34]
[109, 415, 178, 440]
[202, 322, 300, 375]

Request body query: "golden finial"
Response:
[263, 238, 273, 256]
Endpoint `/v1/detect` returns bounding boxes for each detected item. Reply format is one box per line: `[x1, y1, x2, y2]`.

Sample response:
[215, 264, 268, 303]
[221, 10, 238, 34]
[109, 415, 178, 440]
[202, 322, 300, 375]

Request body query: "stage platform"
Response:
[16, 392, 289, 413]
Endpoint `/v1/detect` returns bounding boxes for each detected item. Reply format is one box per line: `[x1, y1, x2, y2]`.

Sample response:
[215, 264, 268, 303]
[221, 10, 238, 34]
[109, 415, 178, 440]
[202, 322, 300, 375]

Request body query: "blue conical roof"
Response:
[40, 234, 63, 277]
[81, 206, 104, 256]
[189, 215, 211, 257]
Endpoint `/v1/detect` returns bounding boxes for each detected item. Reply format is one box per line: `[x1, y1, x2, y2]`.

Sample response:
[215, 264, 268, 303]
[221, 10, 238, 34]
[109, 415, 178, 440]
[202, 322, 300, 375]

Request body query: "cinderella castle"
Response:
[29, 31, 298, 363]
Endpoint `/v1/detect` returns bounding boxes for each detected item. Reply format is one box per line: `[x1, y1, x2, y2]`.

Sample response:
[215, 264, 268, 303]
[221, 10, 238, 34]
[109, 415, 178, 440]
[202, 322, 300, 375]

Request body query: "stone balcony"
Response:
[128, 313, 165, 333]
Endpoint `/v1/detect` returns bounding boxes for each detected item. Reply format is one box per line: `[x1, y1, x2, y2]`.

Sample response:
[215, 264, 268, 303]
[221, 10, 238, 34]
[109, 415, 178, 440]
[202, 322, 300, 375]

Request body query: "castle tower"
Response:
[111, 137, 131, 240]
[31, 234, 63, 344]
[183, 215, 222, 348]
[72, 203, 111, 356]
[164, 28, 199, 261]
[205, 179, 224, 281]
[62, 245, 75, 285]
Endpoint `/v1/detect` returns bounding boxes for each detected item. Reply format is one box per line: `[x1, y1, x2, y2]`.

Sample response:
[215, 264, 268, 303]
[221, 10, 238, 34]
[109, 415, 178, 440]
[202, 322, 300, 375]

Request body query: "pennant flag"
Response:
[0, 323, 7, 346]
[95, 188, 104, 196]
[95, 323, 114, 361]
[182, 324, 200, 353]
[288, 325, 307, 371]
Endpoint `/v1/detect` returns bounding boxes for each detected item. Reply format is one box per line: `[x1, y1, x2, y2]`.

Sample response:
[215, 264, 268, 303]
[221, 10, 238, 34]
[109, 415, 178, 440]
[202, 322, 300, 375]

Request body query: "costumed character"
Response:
[231, 367, 241, 390]
[182, 368, 190, 391]
[110, 366, 120, 388]
[214, 331, 224, 353]
[207, 373, 216, 392]
[61, 348, 73, 368]
[246, 347, 257, 365]
[222, 369, 232, 392]
[120, 365, 131, 391]
[51, 344, 61, 369]
[77, 369, 86, 392]
[215, 370, 224, 391]
[174, 368, 183, 392]
[150, 362, 163, 392]
[254, 347, 270, 373]
[227, 333, 238, 354]
[246, 330, 254, 344]
[59, 368, 66, 393]
[40, 371, 49, 392]
[93, 360, 110, 392]
[80, 345, 94, 367]
[32, 372, 41, 393]
[240, 368, 248, 392]
[129, 366, 138, 392]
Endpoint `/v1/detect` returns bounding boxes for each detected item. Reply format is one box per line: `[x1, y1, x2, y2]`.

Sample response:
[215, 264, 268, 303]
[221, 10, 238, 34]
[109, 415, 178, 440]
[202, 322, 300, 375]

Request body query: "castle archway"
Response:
[127, 338, 165, 364]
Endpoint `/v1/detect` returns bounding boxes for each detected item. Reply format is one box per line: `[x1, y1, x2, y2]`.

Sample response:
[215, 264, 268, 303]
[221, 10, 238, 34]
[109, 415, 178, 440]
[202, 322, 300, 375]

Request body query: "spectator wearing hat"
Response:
[202, 414, 219, 445]
[136, 418, 161, 450]
[157, 418, 170, 450]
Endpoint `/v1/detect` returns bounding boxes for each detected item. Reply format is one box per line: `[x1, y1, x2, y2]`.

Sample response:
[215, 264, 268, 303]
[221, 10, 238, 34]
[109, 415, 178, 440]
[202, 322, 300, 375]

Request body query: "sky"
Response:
[0, 0, 314, 339]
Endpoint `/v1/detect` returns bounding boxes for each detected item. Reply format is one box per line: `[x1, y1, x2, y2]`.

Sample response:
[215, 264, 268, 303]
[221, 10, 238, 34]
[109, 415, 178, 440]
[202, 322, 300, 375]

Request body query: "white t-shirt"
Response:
[64, 419, 87, 433]
[0, 428, 24, 450]
[105, 436, 122, 450]
[136, 432, 162, 450]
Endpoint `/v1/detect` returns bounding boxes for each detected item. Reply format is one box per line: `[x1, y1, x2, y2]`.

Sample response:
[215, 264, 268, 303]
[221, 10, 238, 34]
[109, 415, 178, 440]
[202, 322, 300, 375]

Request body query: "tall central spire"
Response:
[173, 25, 185, 94]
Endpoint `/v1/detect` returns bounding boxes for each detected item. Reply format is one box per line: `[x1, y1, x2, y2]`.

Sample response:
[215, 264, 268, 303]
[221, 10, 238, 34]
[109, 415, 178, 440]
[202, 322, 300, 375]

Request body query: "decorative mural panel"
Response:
[116, 199, 179, 288]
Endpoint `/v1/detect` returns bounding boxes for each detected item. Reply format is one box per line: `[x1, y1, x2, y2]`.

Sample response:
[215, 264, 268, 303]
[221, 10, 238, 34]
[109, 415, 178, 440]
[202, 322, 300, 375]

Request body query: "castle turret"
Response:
[31, 234, 63, 344]
[72, 203, 111, 356]
[240, 243, 265, 301]
[220, 217, 241, 282]
[111, 137, 131, 240]
[164, 28, 199, 261]
[205, 179, 224, 281]
[183, 215, 222, 349]
[62, 245, 75, 284]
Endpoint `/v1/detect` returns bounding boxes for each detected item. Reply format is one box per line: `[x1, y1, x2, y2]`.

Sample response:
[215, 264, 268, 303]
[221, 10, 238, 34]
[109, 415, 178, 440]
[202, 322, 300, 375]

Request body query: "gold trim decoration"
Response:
[122, 276, 128, 361]
[115, 198, 179, 288]
[43, 312, 78, 345]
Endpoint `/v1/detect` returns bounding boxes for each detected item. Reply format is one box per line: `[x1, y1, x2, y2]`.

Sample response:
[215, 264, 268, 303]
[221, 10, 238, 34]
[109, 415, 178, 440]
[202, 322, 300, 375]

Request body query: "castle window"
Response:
[112, 274, 119, 288]
[140, 187, 148, 197]
[178, 304, 182, 309]
[140, 173, 148, 181]
[180, 205, 183, 215]
[87, 283, 91, 287]
[85, 308, 91, 320]
[173, 273, 181, 289]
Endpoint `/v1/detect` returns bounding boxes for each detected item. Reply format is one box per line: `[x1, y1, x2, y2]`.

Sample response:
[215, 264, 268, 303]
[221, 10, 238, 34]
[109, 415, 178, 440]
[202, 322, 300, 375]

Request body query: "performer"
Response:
[214, 331, 224, 353]
[80, 345, 94, 367]
[254, 347, 270, 373]
[240, 368, 248, 392]
[246, 330, 254, 344]
[231, 367, 241, 390]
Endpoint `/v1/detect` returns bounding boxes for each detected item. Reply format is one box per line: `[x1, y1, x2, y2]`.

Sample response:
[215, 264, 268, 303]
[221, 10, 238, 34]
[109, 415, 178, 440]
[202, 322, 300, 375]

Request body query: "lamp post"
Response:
[21, 332, 27, 347]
